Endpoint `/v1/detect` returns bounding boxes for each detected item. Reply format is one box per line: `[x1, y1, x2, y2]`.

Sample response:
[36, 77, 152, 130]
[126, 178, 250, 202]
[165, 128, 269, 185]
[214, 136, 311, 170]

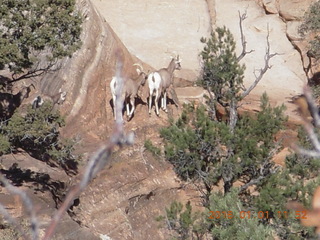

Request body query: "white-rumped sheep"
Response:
[147, 54, 181, 116]
[110, 63, 147, 121]
[0, 84, 34, 119]
[32, 88, 67, 110]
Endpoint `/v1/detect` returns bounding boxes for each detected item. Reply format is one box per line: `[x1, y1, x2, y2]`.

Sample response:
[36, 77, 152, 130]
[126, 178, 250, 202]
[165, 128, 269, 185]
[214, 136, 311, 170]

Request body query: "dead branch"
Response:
[241, 25, 278, 98]
[237, 11, 254, 62]
[9, 59, 59, 84]
[303, 85, 320, 127]
[293, 86, 320, 158]
[240, 144, 280, 193]
[0, 174, 39, 240]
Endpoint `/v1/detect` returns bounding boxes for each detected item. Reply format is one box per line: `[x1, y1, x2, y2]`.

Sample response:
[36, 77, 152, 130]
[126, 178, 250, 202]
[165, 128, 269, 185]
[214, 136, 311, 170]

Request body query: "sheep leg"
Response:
[127, 97, 135, 121]
[155, 90, 160, 116]
[161, 94, 164, 110]
[126, 102, 130, 117]
[119, 101, 124, 122]
[148, 91, 153, 115]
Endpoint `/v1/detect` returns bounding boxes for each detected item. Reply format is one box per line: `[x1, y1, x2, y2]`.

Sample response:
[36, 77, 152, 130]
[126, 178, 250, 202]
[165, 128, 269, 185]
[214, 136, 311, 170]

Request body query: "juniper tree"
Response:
[0, 0, 82, 82]
[0, 102, 79, 171]
[200, 26, 245, 132]
[200, 13, 277, 133]
[160, 93, 286, 197]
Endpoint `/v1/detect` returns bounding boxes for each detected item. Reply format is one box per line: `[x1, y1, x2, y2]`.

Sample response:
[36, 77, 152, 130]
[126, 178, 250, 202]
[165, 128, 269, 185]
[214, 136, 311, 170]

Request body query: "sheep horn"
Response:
[133, 63, 145, 75]
[170, 51, 178, 59]
[133, 63, 144, 72]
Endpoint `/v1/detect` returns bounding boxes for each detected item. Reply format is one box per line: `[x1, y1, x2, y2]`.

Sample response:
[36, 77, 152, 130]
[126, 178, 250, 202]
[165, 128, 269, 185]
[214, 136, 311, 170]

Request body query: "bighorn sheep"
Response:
[147, 54, 181, 116]
[32, 88, 67, 109]
[0, 84, 35, 119]
[110, 63, 147, 121]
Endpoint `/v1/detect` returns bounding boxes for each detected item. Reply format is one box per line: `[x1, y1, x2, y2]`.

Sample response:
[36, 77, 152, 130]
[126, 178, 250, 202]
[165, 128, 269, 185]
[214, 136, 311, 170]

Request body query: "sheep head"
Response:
[20, 83, 35, 101]
[133, 63, 147, 85]
[58, 88, 67, 104]
[174, 55, 181, 70]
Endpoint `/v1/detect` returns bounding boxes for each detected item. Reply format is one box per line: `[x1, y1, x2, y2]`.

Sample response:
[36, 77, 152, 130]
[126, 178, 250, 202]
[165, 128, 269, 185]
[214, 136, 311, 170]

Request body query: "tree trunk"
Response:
[229, 98, 238, 134]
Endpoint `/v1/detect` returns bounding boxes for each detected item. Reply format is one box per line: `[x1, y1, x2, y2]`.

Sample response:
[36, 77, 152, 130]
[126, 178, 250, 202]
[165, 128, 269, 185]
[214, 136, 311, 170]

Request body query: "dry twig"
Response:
[241, 25, 278, 98]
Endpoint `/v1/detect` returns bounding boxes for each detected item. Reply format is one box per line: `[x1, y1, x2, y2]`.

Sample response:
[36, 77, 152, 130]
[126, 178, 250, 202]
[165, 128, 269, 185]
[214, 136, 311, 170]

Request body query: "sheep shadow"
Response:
[309, 72, 320, 86]
[109, 96, 147, 121]
[147, 95, 178, 115]
[0, 75, 13, 91]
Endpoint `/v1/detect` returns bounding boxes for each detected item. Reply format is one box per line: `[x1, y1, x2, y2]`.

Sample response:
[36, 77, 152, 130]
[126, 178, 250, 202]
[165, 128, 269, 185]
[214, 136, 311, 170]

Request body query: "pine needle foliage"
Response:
[160, 201, 208, 240]
[208, 189, 273, 240]
[199, 26, 245, 123]
[160, 93, 286, 196]
[0, 0, 82, 76]
[200, 26, 245, 105]
[0, 102, 78, 170]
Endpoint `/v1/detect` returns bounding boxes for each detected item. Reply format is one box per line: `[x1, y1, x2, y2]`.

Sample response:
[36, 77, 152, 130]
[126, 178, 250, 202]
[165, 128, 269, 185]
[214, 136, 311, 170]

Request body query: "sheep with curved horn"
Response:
[110, 63, 147, 121]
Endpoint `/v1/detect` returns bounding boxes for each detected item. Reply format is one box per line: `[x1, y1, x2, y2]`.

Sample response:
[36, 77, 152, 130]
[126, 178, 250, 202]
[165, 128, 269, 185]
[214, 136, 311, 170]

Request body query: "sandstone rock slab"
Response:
[90, 0, 211, 81]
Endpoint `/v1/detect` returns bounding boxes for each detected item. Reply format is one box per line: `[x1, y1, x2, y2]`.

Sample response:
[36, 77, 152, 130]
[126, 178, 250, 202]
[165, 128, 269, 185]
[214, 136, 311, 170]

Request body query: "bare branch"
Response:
[237, 11, 254, 62]
[9, 60, 59, 84]
[294, 146, 320, 158]
[293, 86, 320, 158]
[240, 176, 264, 192]
[303, 85, 320, 127]
[0, 174, 38, 240]
[0, 200, 30, 240]
[240, 141, 280, 193]
[297, 120, 320, 153]
[241, 25, 278, 98]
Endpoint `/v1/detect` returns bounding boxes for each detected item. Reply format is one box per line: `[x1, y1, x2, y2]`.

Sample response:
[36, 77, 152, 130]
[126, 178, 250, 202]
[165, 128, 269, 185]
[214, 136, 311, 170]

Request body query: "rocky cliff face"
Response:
[39, 0, 146, 150]
[89, 0, 317, 123]
[4, 0, 318, 239]
[39, 0, 316, 142]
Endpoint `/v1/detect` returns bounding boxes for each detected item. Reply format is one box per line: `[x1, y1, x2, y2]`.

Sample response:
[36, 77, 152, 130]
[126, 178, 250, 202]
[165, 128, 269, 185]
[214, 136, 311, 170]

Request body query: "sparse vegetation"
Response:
[158, 201, 208, 240]
[144, 139, 161, 157]
[299, 0, 320, 61]
[0, 101, 79, 171]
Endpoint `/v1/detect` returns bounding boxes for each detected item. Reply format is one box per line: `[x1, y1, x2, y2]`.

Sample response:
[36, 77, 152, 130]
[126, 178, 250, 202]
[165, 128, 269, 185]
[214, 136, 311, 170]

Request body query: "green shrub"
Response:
[208, 189, 273, 240]
[0, 102, 79, 171]
[159, 201, 208, 240]
[0, 0, 82, 76]
[0, 134, 10, 154]
[144, 139, 161, 157]
[299, 1, 320, 60]
[160, 93, 286, 196]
